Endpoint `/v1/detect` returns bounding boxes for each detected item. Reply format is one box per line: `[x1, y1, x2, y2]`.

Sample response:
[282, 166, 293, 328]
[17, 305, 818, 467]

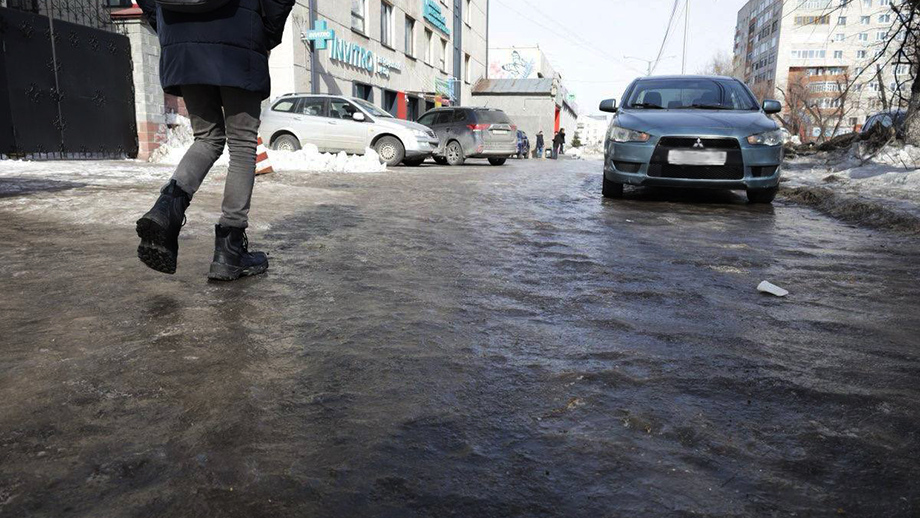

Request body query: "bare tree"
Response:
[699, 50, 735, 77]
[777, 70, 857, 143]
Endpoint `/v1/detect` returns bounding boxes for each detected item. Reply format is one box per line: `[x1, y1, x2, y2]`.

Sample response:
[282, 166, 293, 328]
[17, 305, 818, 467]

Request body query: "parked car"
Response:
[259, 94, 439, 166]
[598, 75, 784, 204]
[516, 130, 530, 159]
[415, 107, 518, 166]
[861, 109, 907, 139]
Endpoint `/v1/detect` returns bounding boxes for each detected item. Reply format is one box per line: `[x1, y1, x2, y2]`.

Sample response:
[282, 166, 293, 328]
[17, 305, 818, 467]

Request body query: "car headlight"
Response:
[746, 129, 784, 146]
[609, 125, 651, 143]
[412, 129, 431, 139]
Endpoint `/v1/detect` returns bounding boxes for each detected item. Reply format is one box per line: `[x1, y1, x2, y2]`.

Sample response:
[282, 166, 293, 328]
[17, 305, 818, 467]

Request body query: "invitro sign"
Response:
[303, 20, 402, 77]
[423, 0, 450, 36]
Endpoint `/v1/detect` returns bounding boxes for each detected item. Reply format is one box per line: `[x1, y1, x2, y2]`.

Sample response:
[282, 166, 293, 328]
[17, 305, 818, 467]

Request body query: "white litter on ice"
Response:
[150, 115, 387, 174]
[757, 281, 789, 297]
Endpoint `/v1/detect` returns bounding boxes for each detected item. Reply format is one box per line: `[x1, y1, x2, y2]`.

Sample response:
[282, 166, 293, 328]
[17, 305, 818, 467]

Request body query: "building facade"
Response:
[471, 46, 578, 152]
[732, 0, 907, 141]
[269, 0, 489, 121]
[576, 115, 609, 147]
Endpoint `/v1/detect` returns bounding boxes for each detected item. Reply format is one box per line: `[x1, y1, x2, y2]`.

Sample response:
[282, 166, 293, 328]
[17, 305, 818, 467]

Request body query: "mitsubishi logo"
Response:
[692, 138, 705, 149]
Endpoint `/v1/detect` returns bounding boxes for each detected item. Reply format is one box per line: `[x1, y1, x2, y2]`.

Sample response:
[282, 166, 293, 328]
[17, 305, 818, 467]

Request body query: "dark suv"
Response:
[416, 107, 518, 166]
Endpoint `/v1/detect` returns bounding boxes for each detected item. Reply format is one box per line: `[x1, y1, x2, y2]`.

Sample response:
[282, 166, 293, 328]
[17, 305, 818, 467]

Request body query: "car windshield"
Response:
[352, 98, 393, 118]
[626, 78, 759, 111]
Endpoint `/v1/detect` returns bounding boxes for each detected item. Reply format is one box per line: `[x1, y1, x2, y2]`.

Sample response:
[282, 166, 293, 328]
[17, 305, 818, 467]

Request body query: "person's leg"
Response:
[171, 85, 227, 195]
[219, 87, 262, 229]
[207, 87, 269, 281]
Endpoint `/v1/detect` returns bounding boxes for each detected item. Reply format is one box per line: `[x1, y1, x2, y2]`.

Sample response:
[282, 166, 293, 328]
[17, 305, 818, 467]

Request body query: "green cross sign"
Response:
[303, 20, 335, 50]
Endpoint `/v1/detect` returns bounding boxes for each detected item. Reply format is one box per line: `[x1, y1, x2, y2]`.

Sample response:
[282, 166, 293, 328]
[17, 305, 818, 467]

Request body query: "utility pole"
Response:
[625, 55, 675, 77]
[682, 0, 689, 74]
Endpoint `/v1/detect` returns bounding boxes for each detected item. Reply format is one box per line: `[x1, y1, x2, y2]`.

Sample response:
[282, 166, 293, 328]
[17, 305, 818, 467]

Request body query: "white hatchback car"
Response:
[259, 94, 440, 166]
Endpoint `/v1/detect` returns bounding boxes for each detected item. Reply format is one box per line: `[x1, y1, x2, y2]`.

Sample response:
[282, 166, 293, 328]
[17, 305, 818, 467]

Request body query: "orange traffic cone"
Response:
[255, 136, 273, 175]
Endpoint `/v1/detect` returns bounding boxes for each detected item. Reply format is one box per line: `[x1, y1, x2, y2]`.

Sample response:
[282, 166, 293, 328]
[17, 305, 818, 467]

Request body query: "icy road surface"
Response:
[1, 157, 918, 517]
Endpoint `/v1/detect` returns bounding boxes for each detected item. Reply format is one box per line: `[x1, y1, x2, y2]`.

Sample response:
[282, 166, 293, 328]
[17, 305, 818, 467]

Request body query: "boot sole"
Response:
[207, 261, 269, 281]
[136, 217, 177, 274]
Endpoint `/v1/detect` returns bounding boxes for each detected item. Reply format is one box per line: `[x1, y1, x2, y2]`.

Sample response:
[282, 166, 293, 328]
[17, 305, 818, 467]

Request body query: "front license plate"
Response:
[669, 150, 727, 166]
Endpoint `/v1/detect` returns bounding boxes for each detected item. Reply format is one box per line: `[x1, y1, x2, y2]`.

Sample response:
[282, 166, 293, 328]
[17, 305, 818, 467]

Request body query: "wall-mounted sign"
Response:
[435, 77, 454, 99]
[423, 0, 450, 36]
[303, 20, 335, 50]
[302, 20, 403, 77]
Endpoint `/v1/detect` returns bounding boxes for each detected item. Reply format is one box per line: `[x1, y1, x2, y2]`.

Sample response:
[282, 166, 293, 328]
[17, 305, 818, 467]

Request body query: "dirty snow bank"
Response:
[569, 144, 605, 160]
[150, 115, 387, 173]
[783, 144, 920, 232]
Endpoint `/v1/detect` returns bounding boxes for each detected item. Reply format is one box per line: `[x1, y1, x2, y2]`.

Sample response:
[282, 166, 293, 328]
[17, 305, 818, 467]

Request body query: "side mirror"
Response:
[599, 99, 618, 113]
[762, 100, 782, 114]
[352, 112, 367, 122]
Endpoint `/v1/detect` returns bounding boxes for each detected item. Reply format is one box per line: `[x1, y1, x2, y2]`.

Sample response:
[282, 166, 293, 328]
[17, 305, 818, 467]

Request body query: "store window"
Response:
[424, 29, 434, 65]
[354, 83, 373, 102]
[405, 16, 415, 57]
[408, 97, 420, 121]
[352, 0, 367, 33]
[381, 2, 394, 47]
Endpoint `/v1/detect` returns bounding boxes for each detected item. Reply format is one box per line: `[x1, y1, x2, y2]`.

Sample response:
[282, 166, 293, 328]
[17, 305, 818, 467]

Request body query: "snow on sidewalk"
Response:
[783, 144, 920, 204]
[150, 115, 387, 174]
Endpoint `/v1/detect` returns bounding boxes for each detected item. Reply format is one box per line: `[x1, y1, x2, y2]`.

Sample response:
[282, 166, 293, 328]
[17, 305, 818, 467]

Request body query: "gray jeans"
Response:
[169, 85, 262, 229]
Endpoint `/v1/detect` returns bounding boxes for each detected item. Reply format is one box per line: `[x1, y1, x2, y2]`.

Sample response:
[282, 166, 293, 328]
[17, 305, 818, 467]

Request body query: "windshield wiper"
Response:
[628, 102, 665, 109]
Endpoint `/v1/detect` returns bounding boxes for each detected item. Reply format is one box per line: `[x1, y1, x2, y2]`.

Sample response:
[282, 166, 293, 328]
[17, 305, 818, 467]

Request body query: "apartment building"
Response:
[732, 0, 906, 141]
[268, 0, 489, 120]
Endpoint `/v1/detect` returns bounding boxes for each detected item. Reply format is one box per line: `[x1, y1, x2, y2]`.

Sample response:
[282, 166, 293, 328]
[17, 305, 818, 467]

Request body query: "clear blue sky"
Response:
[488, 0, 747, 115]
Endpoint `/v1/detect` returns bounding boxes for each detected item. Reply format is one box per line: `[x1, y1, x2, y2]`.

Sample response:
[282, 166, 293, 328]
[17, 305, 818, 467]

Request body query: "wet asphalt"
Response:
[1, 157, 919, 517]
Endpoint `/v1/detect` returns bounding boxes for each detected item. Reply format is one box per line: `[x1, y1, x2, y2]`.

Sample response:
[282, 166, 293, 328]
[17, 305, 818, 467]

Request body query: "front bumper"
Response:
[405, 139, 439, 159]
[603, 138, 783, 190]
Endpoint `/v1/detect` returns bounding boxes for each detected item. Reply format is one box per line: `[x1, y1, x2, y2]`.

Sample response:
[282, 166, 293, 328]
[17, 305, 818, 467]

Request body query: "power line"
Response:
[492, 0, 644, 75]
[650, 0, 681, 75]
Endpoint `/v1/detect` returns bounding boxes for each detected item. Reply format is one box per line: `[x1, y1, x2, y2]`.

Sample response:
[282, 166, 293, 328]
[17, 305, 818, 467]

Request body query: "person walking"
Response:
[535, 130, 545, 159]
[135, 0, 294, 281]
[552, 129, 566, 159]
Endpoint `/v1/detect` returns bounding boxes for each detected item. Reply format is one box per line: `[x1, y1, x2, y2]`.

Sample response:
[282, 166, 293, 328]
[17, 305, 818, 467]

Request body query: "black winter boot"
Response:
[136, 180, 191, 274]
[208, 225, 269, 281]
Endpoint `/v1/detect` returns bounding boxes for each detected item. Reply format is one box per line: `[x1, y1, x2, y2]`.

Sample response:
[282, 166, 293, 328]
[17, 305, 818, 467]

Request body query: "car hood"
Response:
[616, 109, 777, 138]
[376, 117, 434, 134]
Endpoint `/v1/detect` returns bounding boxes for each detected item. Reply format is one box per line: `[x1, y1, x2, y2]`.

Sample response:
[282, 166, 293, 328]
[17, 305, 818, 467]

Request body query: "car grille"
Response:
[648, 164, 744, 180]
[649, 136, 744, 180]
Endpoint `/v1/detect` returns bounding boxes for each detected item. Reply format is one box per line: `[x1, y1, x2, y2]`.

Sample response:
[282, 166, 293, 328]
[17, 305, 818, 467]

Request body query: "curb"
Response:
[780, 186, 920, 235]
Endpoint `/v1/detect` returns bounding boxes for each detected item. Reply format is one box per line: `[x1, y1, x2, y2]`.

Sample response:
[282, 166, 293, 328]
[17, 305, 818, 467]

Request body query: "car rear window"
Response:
[473, 110, 511, 124]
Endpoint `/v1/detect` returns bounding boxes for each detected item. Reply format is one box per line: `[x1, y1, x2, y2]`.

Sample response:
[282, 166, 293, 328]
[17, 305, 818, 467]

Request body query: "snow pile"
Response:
[569, 143, 605, 160]
[150, 116, 386, 173]
[784, 144, 920, 203]
[269, 144, 387, 173]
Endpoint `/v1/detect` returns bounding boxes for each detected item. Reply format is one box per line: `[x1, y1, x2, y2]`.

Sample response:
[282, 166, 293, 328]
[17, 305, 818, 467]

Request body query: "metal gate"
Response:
[0, 6, 137, 158]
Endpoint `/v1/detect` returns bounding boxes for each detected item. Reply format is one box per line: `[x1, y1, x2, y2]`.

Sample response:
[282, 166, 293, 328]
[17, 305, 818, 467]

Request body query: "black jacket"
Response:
[553, 132, 566, 145]
[137, 0, 294, 99]
[535, 134, 544, 147]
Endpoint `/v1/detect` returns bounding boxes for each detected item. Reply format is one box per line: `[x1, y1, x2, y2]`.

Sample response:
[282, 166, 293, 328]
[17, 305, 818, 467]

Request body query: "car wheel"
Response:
[602, 176, 624, 199]
[488, 158, 507, 166]
[375, 136, 405, 167]
[403, 157, 426, 167]
[445, 141, 465, 166]
[272, 134, 301, 152]
[433, 156, 448, 165]
[747, 187, 777, 204]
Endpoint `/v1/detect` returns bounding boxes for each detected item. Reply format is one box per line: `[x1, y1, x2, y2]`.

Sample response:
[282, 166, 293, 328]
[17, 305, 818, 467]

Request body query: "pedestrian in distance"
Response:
[135, 0, 294, 281]
[552, 129, 566, 159]
[535, 130, 545, 159]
